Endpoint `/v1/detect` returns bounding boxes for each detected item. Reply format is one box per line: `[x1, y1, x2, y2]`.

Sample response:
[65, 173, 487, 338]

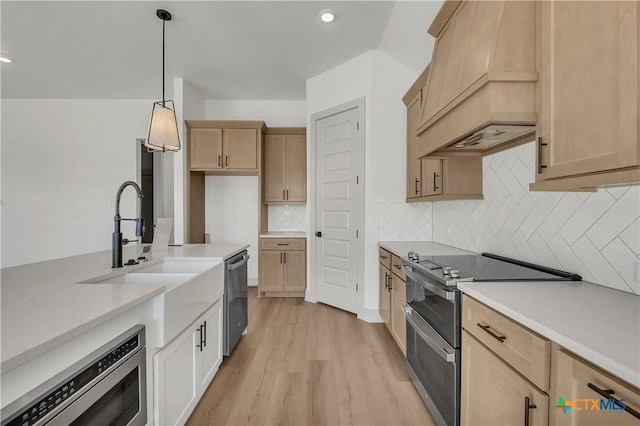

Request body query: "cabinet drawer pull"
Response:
[433, 172, 439, 191]
[218, 155, 221, 167]
[380, 255, 389, 260]
[415, 178, 420, 195]
[477, 323, 506, 343]
[524, 396, 537, 426]
[588, 383, 640, 419]
[277, 243, 289, 246]
[537, 137, 548, 174]
[394, 264, 402, 270]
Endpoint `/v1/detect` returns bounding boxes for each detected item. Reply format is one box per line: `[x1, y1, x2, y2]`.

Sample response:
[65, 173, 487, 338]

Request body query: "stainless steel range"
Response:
[402, 252, 580, 426]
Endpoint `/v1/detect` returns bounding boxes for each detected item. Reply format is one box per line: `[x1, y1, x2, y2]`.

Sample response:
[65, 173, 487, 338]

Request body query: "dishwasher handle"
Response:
[227, 254, 250, 271]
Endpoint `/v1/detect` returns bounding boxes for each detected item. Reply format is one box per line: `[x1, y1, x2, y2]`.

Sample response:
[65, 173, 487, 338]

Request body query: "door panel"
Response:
[264, 135, 287, 202]
[421, 159, 443, 196]
[287, 135, 307, 202]
[261, 251, 284, 292]
[391, 275, 406, 354]
[538, 1, 639, 179]
[284, 251, 306, 292]
[190, 128, 222, 170]
[198, 303, 222, 390]
[315, 107, 360, 313]
[223, 129, 257, 170]
[379, 265, 391, 328]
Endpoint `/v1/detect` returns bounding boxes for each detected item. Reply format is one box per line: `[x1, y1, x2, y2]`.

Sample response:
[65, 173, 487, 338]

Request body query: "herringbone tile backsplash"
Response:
[378, 141, 640, 294]
[433, 141, 640, 295]
[268, 205, 307, 232]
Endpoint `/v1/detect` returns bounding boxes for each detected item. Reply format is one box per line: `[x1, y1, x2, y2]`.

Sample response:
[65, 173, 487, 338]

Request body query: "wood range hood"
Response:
[415, 0, 538, 157]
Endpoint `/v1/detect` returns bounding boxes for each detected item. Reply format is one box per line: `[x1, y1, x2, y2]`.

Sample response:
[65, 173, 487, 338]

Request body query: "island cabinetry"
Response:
[153, 300, 222, 426]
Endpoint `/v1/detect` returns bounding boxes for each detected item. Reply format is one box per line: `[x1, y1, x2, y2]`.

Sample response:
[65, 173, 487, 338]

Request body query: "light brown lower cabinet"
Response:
[379, 263, 392, 327]
[378, 249, 406, 354]
[461, 330, 549, 426]
[549, 347, 640, 426]
[259, 238, 306, 296]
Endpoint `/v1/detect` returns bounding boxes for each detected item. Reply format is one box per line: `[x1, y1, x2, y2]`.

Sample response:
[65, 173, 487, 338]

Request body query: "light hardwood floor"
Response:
[186, 288, 435, 426]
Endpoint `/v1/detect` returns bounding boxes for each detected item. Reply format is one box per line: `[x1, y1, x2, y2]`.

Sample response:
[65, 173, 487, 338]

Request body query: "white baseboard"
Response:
[358, 306, 384, 323]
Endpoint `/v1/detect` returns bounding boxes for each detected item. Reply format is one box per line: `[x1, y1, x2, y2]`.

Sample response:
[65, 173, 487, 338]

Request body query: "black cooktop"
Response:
[411, 252, 582, 282]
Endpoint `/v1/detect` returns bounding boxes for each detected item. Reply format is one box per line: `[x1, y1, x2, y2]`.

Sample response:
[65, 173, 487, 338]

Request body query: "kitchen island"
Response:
[0, 243, 248, 424]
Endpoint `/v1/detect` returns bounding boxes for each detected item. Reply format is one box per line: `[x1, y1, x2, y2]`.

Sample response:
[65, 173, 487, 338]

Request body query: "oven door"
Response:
[405, 304, 459, 426]
[404, 264, 460, 347]
[49, 348, 147, 426]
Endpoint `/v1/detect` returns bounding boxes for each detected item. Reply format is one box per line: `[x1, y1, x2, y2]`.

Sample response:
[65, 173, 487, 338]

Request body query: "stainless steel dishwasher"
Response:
[224, 250, 249, 356]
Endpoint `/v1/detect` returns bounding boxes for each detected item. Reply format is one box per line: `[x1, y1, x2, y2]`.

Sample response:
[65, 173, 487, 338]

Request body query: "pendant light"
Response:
[146, 9, 180, 152]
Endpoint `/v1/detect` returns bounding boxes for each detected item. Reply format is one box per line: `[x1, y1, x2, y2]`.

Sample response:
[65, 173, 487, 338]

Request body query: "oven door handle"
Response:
[403, 305, 456, 363]
[402, 265, 456, 302]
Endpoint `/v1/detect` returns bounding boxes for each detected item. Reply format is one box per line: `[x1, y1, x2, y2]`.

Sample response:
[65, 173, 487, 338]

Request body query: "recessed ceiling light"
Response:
[320, 10, 335, 23]
[0, 56, 13, 64]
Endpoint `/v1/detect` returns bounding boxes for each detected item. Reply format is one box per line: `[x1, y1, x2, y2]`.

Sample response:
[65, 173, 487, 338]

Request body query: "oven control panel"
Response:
[5, 335, 140, 426]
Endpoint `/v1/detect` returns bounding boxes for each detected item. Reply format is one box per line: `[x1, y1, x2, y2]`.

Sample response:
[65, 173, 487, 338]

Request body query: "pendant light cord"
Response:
[162, 19, 165, 106]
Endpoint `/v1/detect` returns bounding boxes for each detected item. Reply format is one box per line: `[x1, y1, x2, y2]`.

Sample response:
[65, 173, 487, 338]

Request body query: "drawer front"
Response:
[550, 348, 640, 426]
[378, 248, 392, 269]
[463, 296, 551, 390]
[391, 254, 405, 281]
[260, 238, 305, 251]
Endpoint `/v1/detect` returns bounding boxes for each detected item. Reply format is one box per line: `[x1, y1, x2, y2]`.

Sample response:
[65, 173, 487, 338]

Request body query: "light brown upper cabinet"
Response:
[531, 1, 640, 191]
[187, 121, 264, 174]
[264, 129, 306, 203]
[415, 0, 537, 157]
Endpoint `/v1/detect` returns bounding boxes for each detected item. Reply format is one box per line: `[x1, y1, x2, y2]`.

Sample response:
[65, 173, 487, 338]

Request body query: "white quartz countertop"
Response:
[0, 243, 248, 373]
[260, 232, 307, 239]
[378, 241, 476, 257]
[458, 281, 640, 388]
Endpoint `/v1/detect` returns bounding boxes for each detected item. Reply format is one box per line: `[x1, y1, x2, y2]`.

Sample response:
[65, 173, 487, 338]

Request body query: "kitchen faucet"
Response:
[112, 181, 145, 268]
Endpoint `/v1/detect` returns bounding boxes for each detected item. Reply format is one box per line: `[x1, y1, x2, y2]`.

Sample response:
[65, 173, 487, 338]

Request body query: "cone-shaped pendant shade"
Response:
[146, 100, 180, 151]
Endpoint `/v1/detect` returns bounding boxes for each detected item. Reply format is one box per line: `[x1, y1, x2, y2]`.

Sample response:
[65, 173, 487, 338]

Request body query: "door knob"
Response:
[315, 231, 322, 237]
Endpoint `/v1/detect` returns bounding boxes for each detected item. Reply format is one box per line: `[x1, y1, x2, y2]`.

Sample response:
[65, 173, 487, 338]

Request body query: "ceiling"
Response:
[1, 1, 441, 100]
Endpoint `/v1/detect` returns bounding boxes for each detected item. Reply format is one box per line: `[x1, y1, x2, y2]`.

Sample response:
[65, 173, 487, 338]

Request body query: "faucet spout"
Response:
[112, 181, 145, 268]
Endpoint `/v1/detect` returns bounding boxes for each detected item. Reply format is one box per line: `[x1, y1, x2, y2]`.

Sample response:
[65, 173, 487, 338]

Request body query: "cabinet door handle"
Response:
[415, 178, 420, 195]
[283, 189, 286, 200]
[218, 155, 221, 167]
[388, 274, 393, 291]
[433, 172, 439, 191]
[225, 155, 229, 166]
[588, 383, 640, 419]
[286, 189, 289, 200]
[280, 252, 283, 264]
[202, 320, 207, 348]
[196, 325, 203, 351]
[537, 137, 548, 174]
[477, 323, 506, 343]
[524, 396, 537, 426]
[384, 272, 389, 289]
[283, 252, 287, 264]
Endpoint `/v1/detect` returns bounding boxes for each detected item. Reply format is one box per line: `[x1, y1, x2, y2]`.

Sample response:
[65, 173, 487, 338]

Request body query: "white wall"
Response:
[203, 99, 306, 285]
[306, 50, 417, 321]
[173, 78, 204, 245]
[1, 99, 152, 267]
[204, 100, 306, 126]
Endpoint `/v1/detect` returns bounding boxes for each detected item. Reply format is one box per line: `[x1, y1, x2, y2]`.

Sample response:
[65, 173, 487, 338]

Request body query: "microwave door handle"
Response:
[402, 265, 456, 302]
[403, 305, 455, 363]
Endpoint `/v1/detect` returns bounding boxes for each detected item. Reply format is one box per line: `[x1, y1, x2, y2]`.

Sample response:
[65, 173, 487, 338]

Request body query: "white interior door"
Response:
[314, 106, 360, 313]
